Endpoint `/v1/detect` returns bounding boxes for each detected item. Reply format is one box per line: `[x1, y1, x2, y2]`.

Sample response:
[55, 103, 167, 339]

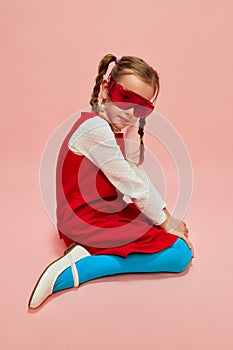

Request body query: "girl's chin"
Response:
[112, 123, 126, 131]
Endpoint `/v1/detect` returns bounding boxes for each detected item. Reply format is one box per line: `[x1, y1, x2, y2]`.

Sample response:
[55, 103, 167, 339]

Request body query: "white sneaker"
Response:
[28, 243, 91, 309]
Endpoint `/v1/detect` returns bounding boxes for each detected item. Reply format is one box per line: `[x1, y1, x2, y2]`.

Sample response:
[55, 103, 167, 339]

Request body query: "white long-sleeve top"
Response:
[68, 115, 167, 225]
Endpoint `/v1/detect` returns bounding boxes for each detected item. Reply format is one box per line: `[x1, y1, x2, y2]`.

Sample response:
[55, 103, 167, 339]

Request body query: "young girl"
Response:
[28, 54, 194, 309]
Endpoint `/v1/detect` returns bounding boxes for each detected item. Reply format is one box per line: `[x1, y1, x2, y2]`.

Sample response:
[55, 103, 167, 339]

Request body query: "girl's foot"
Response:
[28, 243, 91, 309]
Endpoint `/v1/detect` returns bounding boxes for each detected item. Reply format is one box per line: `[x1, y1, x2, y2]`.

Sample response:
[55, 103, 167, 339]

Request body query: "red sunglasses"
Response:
[107, 79, 155, 118]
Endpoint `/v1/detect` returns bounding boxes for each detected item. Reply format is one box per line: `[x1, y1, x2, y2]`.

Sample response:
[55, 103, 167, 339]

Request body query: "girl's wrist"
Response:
[158, 208, 171, 227]
[162, 207, 171, 219]
[154, 208, 170, 227]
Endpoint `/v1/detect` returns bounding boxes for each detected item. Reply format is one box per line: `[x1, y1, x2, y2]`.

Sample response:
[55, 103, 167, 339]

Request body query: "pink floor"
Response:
[1, 1, 233, 349]
[2, 126, 233, 350]
[2, 159, 232, 350]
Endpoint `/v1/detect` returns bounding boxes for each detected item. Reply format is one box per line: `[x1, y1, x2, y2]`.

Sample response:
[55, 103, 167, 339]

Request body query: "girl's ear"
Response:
[101, 79, 109, 100]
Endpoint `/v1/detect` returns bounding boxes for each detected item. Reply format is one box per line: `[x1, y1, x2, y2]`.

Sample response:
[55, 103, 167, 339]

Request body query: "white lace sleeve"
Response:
[68, 116, 167, 225]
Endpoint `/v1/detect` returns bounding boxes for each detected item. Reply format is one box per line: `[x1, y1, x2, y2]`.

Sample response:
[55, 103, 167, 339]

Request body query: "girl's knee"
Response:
[172, 238, 192, 272]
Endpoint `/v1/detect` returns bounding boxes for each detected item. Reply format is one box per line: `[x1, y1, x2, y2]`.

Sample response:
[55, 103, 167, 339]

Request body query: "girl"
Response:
[28, 54, 194, 309]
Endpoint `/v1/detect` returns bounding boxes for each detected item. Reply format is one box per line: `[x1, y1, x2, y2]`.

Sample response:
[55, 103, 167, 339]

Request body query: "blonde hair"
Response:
[89, 54, 160, 165]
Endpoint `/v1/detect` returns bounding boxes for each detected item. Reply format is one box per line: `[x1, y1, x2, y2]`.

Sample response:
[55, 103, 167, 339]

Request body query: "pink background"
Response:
[1, 1, 233, 349]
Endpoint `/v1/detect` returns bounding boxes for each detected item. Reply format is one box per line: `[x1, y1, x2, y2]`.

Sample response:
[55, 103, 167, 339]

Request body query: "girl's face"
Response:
[101, 74, 155, 131]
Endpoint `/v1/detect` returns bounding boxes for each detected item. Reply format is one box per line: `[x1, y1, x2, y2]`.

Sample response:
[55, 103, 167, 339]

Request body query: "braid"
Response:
[90, 54, 116, 113]
[138, 118, 146, 165]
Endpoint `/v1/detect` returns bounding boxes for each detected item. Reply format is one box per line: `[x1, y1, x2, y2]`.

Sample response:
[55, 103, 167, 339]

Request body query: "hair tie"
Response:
[115, 57, 120, 64]
[139, 137, 144, 141]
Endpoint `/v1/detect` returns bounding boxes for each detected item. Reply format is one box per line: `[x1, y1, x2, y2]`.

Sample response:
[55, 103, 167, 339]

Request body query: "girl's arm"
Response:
[68, 116, 167, 225]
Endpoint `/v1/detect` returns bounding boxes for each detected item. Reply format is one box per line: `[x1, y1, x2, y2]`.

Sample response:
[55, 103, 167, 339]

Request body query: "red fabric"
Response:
[56, 112, 178, 257]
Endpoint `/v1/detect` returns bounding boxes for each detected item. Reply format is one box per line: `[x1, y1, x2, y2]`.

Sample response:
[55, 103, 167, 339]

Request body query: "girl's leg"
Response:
[53, 238, 192, 292]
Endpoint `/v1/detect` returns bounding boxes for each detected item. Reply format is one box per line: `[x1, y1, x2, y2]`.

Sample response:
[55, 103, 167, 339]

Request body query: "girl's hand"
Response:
[159, 211, 195, 258]
[169, 228, 195, 258]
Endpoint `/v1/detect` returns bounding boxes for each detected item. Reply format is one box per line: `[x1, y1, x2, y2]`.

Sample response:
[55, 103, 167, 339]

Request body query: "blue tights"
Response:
[53, 238, 192, 293]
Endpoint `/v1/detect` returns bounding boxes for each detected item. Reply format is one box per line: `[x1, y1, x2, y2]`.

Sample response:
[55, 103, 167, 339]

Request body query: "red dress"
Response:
[56, 112, 178, 257]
